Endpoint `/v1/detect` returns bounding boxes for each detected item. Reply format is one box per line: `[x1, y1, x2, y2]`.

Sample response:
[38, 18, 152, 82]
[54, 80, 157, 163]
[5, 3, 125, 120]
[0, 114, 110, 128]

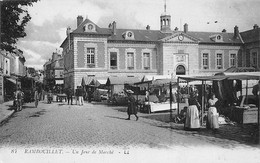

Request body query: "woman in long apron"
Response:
[184, 93, 200, 130]
[207, 93, 219, 129]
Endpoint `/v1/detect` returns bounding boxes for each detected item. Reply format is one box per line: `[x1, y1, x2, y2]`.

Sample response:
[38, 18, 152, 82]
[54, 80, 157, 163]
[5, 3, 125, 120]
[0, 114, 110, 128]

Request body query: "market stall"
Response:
[178, 73, 260, 127]
[134, 78, 177, 114]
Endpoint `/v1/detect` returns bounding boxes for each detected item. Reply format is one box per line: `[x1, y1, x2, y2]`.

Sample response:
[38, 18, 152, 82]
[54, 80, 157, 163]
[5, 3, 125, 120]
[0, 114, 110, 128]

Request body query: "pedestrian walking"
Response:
[14, 87, 23, 111]
[47, 90, 53, 104]
[78, 86, 84, 105]
[66, 87, 73, 105]
[87, 88, 92, 103]
[184, 92, 200, 130]
[75, 86, 79, 105]
[206, 93, 219, 130]
[125, 89, 138, 121]
[34, 89, 39, 108]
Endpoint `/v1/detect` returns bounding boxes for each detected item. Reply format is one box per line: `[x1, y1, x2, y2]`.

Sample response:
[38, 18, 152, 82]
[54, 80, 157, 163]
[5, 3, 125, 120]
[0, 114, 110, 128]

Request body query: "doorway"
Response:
[176, 65, 186, 75]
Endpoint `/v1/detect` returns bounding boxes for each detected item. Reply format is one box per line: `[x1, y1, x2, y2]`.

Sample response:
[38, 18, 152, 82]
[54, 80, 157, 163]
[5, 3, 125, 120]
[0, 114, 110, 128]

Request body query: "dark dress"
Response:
[127, 96, 137, 115]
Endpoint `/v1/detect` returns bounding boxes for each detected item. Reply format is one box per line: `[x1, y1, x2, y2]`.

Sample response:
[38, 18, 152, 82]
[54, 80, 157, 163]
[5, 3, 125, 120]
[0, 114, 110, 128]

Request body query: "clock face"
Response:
[178, 34, 184, 41]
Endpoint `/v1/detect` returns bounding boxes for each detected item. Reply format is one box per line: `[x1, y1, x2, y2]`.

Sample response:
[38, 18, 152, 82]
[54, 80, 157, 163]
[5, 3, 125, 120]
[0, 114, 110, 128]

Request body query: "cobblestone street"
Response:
[0, 101, 260, 162]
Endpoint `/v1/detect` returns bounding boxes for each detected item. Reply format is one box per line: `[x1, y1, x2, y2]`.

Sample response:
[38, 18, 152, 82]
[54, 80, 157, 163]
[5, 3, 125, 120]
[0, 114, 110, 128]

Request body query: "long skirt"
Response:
[127, 102, 137, 115]
[185, 105, 200, 129]
[207, 107, 219, 129]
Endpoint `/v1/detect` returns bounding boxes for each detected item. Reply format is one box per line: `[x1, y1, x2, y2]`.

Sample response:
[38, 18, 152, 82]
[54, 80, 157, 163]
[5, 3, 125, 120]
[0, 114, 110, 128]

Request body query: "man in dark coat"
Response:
[78, 86, 84, 105]
[66, 87, 73, 105]
[125, 90, 138, 121]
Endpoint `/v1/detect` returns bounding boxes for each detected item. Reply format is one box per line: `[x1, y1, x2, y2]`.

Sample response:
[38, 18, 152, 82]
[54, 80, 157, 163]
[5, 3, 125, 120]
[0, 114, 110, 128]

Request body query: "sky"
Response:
[16, 0, 260, 70]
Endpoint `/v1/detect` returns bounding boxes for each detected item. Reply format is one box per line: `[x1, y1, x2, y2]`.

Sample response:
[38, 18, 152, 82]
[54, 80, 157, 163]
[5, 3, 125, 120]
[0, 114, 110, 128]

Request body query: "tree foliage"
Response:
[1, 0, 39, 53]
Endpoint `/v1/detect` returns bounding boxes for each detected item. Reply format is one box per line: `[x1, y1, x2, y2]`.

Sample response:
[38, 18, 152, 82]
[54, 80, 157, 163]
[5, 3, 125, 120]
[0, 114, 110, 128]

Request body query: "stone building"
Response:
[0, 49, 26, 103]
[43, 52, 64, 92]
[60, 11, 259, 90]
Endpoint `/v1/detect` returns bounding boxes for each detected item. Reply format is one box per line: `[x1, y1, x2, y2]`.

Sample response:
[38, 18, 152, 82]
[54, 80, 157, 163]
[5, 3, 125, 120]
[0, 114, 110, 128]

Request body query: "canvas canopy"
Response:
[81, 76, 95, 86]
[178, 73, 260, 82]
[106, 76, 141, 86]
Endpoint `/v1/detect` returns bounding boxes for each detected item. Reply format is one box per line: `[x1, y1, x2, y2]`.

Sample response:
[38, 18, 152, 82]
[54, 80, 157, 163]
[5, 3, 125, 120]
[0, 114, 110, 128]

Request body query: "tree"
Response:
[0, 0, 39, 53]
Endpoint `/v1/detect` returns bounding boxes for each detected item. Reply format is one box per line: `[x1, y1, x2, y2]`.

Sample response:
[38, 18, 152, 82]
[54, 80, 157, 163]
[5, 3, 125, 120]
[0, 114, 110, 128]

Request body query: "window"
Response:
[110, 52, 117, 69]
[202, 53, 209, 69]
[86, 48, 95, 65]
[143, 53, 150, 69]
[230, 53, 236, 67]
[216, 53, 223, 69]
[251, 52, 257, 67]
[127, 52, 134, 69]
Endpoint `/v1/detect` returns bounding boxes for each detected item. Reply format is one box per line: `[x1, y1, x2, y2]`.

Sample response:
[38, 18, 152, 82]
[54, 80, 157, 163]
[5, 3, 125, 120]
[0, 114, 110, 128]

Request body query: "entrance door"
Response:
[176, 65, 186, 75]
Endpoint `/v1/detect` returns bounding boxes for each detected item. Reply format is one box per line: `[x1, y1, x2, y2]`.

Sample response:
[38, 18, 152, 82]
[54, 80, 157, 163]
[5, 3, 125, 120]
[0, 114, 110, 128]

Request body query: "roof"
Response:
[106, 76, 141, 85]
[186, 31, 242, 44]
[240, 28, 260, 43]
[62, 18, 242, 45]
[108, 28, 169, 42]
[72, 18, 111, 36]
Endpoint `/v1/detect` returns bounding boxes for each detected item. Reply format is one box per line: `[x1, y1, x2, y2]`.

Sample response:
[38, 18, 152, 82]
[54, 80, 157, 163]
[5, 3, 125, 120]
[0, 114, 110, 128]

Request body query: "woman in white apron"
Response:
[207, 93, 219, 129]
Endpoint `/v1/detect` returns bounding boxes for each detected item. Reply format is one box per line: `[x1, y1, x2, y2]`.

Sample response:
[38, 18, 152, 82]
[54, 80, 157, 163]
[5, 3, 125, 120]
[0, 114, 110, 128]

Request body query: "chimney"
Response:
[77, 15, 83, 27]
[234, 25, 239, 39]
[108, 23, 112, 29]
[222, 29, 226, 33]
[66, 27, 71, 36]
[253, 24, 259, 29]
[112, 21, 116, 35]
[146, 25, 150, 30]
[184, 23, 188, 33]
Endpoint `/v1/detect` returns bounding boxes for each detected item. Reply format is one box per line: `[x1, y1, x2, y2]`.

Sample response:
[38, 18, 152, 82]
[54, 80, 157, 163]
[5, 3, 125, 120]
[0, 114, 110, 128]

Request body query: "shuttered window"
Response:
[143, 53, 150, 69]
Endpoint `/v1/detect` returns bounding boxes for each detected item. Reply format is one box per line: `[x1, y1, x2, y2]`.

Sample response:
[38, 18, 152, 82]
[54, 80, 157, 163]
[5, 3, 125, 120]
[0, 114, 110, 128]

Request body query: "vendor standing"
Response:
[184, 92, 200, 130]
[207, 93, 219, 130]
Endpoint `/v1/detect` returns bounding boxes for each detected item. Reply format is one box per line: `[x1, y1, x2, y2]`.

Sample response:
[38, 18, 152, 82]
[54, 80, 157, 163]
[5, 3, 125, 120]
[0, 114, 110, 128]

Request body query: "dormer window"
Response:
[122, 31, 135, 40]
[127, 32, 133, 37]
[84, 23, 96, 32]
[210, 34, 223, 42]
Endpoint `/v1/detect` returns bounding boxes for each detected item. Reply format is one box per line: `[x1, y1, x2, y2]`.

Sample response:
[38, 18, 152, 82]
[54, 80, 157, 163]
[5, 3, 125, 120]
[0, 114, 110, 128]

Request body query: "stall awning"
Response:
[6, 78, 17, 84]
[178, 72, 260, 82]
[91, 78, 107, 87]
[106, 76, 141, 86]
[81, 76, 95, 86]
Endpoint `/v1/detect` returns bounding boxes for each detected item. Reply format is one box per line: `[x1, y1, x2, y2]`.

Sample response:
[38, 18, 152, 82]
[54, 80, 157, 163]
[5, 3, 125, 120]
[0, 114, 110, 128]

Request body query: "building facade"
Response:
[60, 12, 259, 90]
[0, 49, 26, 103]
[43, 52, 64, 92]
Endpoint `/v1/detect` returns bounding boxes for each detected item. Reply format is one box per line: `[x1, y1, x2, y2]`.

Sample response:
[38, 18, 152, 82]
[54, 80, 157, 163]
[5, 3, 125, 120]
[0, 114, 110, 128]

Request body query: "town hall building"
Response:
[60, 9, 259, 89]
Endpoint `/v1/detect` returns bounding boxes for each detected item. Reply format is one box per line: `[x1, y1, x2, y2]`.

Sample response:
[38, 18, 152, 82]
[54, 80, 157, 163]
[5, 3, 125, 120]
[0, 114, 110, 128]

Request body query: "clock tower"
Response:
[160, 0, 171, 33]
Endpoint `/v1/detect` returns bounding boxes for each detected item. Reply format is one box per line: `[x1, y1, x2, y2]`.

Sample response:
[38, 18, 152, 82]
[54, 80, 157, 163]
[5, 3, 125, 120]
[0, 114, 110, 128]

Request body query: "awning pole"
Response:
[177, 78, 180, 116]
[170, 82, 173, 122]
[246, 79, 248, 105]
[201, 80, 205, 125]
[258, 78, 260, 144]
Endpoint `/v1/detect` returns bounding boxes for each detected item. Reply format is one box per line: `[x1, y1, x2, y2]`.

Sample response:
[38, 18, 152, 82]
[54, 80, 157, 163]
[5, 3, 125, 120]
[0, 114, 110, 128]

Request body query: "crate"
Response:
[243, 109, 258, 124]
